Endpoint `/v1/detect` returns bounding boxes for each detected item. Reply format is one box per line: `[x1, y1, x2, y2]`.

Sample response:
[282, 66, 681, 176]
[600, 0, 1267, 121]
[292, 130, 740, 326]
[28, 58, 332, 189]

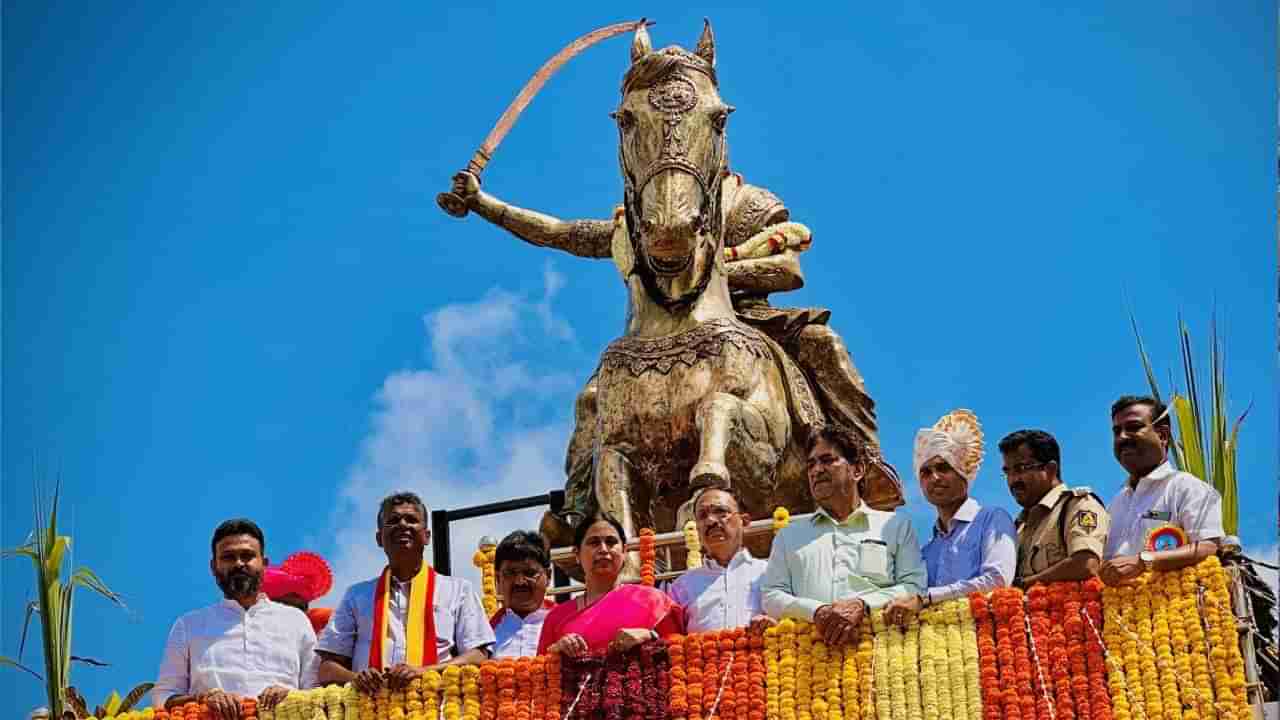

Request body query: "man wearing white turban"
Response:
[884, 410, 1016, 625]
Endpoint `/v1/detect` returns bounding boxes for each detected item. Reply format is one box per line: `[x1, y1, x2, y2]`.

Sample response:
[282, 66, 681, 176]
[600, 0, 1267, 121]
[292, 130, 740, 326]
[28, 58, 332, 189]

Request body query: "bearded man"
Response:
[153, 519, 319, 718]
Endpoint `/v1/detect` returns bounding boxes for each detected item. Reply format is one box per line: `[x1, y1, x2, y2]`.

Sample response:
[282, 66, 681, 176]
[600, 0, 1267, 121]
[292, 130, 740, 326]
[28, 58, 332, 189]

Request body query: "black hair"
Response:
[495, 530, 551, 571]
[692, 485, 745, 514]
[377, 491, 429, 528]
[1111, 395, 1171, 430]
[572, 512, 628, 550]
[805, 423, 866, 465]
[211, 518, 265, 556]
[997, 429, 1062, 470]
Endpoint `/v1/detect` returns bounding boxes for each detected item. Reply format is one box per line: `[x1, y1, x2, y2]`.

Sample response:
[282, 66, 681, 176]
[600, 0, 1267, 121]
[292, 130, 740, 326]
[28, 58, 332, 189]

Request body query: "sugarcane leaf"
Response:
[45, 535, 70, 581]
[0, 653, 43, 679]
[118, 683, 153, 713]
[70, 655, 109, 667]
[3, 541, 38, 561]
[94, 705, 105, 719]
[1129, 313, 1165, 401]
[18, 600, 40, 660]
[66, 687, 90, 718]
[1171, 394, 1206, 481]
[70, 567, 125, 609]
[104, 690, 122, 716]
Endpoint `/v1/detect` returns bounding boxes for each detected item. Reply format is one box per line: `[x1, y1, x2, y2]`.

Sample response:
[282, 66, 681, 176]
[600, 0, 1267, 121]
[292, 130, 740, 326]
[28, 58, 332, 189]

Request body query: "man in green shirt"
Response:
[762, 425, 926, 646]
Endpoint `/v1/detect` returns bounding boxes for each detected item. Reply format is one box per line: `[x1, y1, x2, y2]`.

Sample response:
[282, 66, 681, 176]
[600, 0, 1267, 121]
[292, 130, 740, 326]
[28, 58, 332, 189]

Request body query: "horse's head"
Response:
[615, 21, 733, 306]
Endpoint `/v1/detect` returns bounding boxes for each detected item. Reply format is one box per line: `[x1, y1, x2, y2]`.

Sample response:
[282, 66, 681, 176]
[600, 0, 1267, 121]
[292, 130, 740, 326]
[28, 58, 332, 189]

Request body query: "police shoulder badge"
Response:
[1073, 509, 1098, 531]
[1146, 524, 1188, 552]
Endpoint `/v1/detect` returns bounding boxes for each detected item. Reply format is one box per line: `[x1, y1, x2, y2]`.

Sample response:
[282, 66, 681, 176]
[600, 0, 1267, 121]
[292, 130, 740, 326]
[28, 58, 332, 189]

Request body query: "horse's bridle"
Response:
[617, 69, 728, 309]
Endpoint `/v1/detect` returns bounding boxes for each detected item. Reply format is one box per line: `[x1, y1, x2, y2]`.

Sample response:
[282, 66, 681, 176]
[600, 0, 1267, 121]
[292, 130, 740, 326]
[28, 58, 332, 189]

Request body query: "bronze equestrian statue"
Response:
[444, 21, 903, 565]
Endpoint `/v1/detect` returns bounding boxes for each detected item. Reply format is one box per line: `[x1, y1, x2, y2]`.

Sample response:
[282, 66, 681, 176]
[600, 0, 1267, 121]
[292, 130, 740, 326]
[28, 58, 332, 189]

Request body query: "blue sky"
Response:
[3, 1, 1275, 713]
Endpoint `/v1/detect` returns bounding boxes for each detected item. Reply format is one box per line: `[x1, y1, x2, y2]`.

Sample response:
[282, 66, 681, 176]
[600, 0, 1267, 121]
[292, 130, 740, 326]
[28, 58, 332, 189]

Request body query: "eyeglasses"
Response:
[499, 568, 547, 582]
[1002, 461, 1048, 479]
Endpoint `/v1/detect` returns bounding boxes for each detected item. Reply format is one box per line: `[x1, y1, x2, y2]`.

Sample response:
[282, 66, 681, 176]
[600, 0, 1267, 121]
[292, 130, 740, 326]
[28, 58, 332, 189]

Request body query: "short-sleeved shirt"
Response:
[1104, 461, 1225, 559]
[317, 571, 495, 671]
[920, 498, 1017, 603]
[1014, 484, 1109, 580]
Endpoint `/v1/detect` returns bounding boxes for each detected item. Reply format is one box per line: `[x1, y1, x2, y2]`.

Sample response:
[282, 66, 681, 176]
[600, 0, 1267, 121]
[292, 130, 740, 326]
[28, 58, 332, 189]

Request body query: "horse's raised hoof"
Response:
[689, 460, 730, 490]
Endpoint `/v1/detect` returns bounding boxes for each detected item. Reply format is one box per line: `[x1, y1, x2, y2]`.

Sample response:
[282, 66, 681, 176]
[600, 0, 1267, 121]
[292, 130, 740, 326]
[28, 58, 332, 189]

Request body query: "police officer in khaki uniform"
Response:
[998, 430, 1109, 586]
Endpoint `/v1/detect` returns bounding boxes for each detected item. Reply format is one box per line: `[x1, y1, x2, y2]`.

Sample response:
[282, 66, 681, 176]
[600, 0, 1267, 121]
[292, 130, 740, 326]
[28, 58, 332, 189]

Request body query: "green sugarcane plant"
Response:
[1131, 312, 1247, 536]
[2, 480, 126, 718]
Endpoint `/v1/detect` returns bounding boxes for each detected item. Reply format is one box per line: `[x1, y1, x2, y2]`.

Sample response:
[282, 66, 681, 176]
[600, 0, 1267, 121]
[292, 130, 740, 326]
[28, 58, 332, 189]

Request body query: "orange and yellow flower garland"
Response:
[640, 529, 657, 587]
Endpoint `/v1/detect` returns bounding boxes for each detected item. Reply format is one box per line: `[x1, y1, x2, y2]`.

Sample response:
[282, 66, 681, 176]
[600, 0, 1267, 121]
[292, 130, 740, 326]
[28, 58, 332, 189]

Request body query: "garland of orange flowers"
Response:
[545, 652, 562, 720]
[1080, 579, 1112, 720]
[640, 529, 657, 587]
[480, 663, 500, 720]
[733, 632, 752, 720]
[1025, 586, 1059, 720]
[670, 635, 690, 720]
[748, 631, 767, 720]
[474, 543, 499, 616]
[688, 632, 706, 720]
[970, 594, 1002, 720]
[497, 661, 517, 720]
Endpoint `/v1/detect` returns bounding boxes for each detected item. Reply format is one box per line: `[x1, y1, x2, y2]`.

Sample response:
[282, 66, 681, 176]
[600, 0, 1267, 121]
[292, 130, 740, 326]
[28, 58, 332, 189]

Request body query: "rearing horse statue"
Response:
[448, 22, 903, 565]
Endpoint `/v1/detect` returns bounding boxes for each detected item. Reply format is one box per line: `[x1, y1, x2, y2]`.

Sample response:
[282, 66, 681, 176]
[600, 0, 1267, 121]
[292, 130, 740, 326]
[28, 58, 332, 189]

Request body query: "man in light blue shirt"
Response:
[763, 424, 926, 646]
[884, 410, 1015, 625]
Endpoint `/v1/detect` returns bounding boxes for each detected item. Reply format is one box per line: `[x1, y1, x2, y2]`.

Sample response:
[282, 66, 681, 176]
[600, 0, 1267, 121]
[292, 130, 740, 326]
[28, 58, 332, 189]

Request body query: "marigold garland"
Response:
[684, 521, 703, 570]
[773, 507, 791, 532]
[640, 529, 658, 587]
[474, 543, 499, 616]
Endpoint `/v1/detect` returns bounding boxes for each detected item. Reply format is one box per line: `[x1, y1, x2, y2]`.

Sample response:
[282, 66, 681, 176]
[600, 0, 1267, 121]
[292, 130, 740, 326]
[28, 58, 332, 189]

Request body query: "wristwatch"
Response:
[1138, 551, 1155, 572]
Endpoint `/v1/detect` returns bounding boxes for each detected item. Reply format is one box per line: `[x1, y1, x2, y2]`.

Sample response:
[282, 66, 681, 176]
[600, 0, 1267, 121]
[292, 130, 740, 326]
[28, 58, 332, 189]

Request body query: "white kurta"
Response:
[152, 595, 319, 707]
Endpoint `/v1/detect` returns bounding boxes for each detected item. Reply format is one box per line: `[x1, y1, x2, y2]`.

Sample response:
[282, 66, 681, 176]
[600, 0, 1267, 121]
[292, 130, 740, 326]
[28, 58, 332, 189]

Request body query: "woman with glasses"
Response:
[537, 513, 685, 657]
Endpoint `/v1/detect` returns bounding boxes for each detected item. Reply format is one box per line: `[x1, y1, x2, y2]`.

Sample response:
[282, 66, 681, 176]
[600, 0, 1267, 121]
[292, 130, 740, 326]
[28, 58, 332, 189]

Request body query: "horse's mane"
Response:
[621, 47, 718, 95]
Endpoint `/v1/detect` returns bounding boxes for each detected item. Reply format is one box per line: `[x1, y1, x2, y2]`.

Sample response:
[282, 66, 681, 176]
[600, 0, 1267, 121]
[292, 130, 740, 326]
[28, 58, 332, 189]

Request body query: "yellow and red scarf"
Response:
[369, 563, 438, 669]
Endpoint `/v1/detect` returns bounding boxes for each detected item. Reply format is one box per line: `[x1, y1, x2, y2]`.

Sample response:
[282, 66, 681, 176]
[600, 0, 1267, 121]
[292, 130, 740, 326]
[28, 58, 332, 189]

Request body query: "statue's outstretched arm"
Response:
[450, 171, 612, 259]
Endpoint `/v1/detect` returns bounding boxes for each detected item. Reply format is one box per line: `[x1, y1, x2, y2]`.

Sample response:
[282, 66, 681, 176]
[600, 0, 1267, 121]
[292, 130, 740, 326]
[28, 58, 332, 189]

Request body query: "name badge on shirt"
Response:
[857, 539, 890, 580]
[1142, 510, 1172, 521]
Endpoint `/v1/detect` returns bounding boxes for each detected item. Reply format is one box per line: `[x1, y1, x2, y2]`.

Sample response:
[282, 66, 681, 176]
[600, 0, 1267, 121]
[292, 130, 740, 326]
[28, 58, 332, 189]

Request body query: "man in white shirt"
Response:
[668, 487, 773, 633]
[489, 530, 554, 658]
[153, 519, 318, 718]
[317, 492, 495, 693]
[1098, 395, 1224, 586]
[763, 424, 926, 646]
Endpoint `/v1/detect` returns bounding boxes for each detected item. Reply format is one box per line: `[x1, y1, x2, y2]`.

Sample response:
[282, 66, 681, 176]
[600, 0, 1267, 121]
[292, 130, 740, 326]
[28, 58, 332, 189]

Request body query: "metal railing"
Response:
[544, 512, 813, 596]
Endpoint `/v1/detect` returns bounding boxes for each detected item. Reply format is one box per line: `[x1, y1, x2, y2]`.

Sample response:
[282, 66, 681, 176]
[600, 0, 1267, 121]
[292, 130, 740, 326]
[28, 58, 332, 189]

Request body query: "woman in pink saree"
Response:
[537, 514, 685, 656]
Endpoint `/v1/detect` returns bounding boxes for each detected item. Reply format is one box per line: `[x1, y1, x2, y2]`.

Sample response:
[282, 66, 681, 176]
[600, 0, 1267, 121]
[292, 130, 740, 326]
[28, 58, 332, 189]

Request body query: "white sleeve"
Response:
[152, 617, 190, 707]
